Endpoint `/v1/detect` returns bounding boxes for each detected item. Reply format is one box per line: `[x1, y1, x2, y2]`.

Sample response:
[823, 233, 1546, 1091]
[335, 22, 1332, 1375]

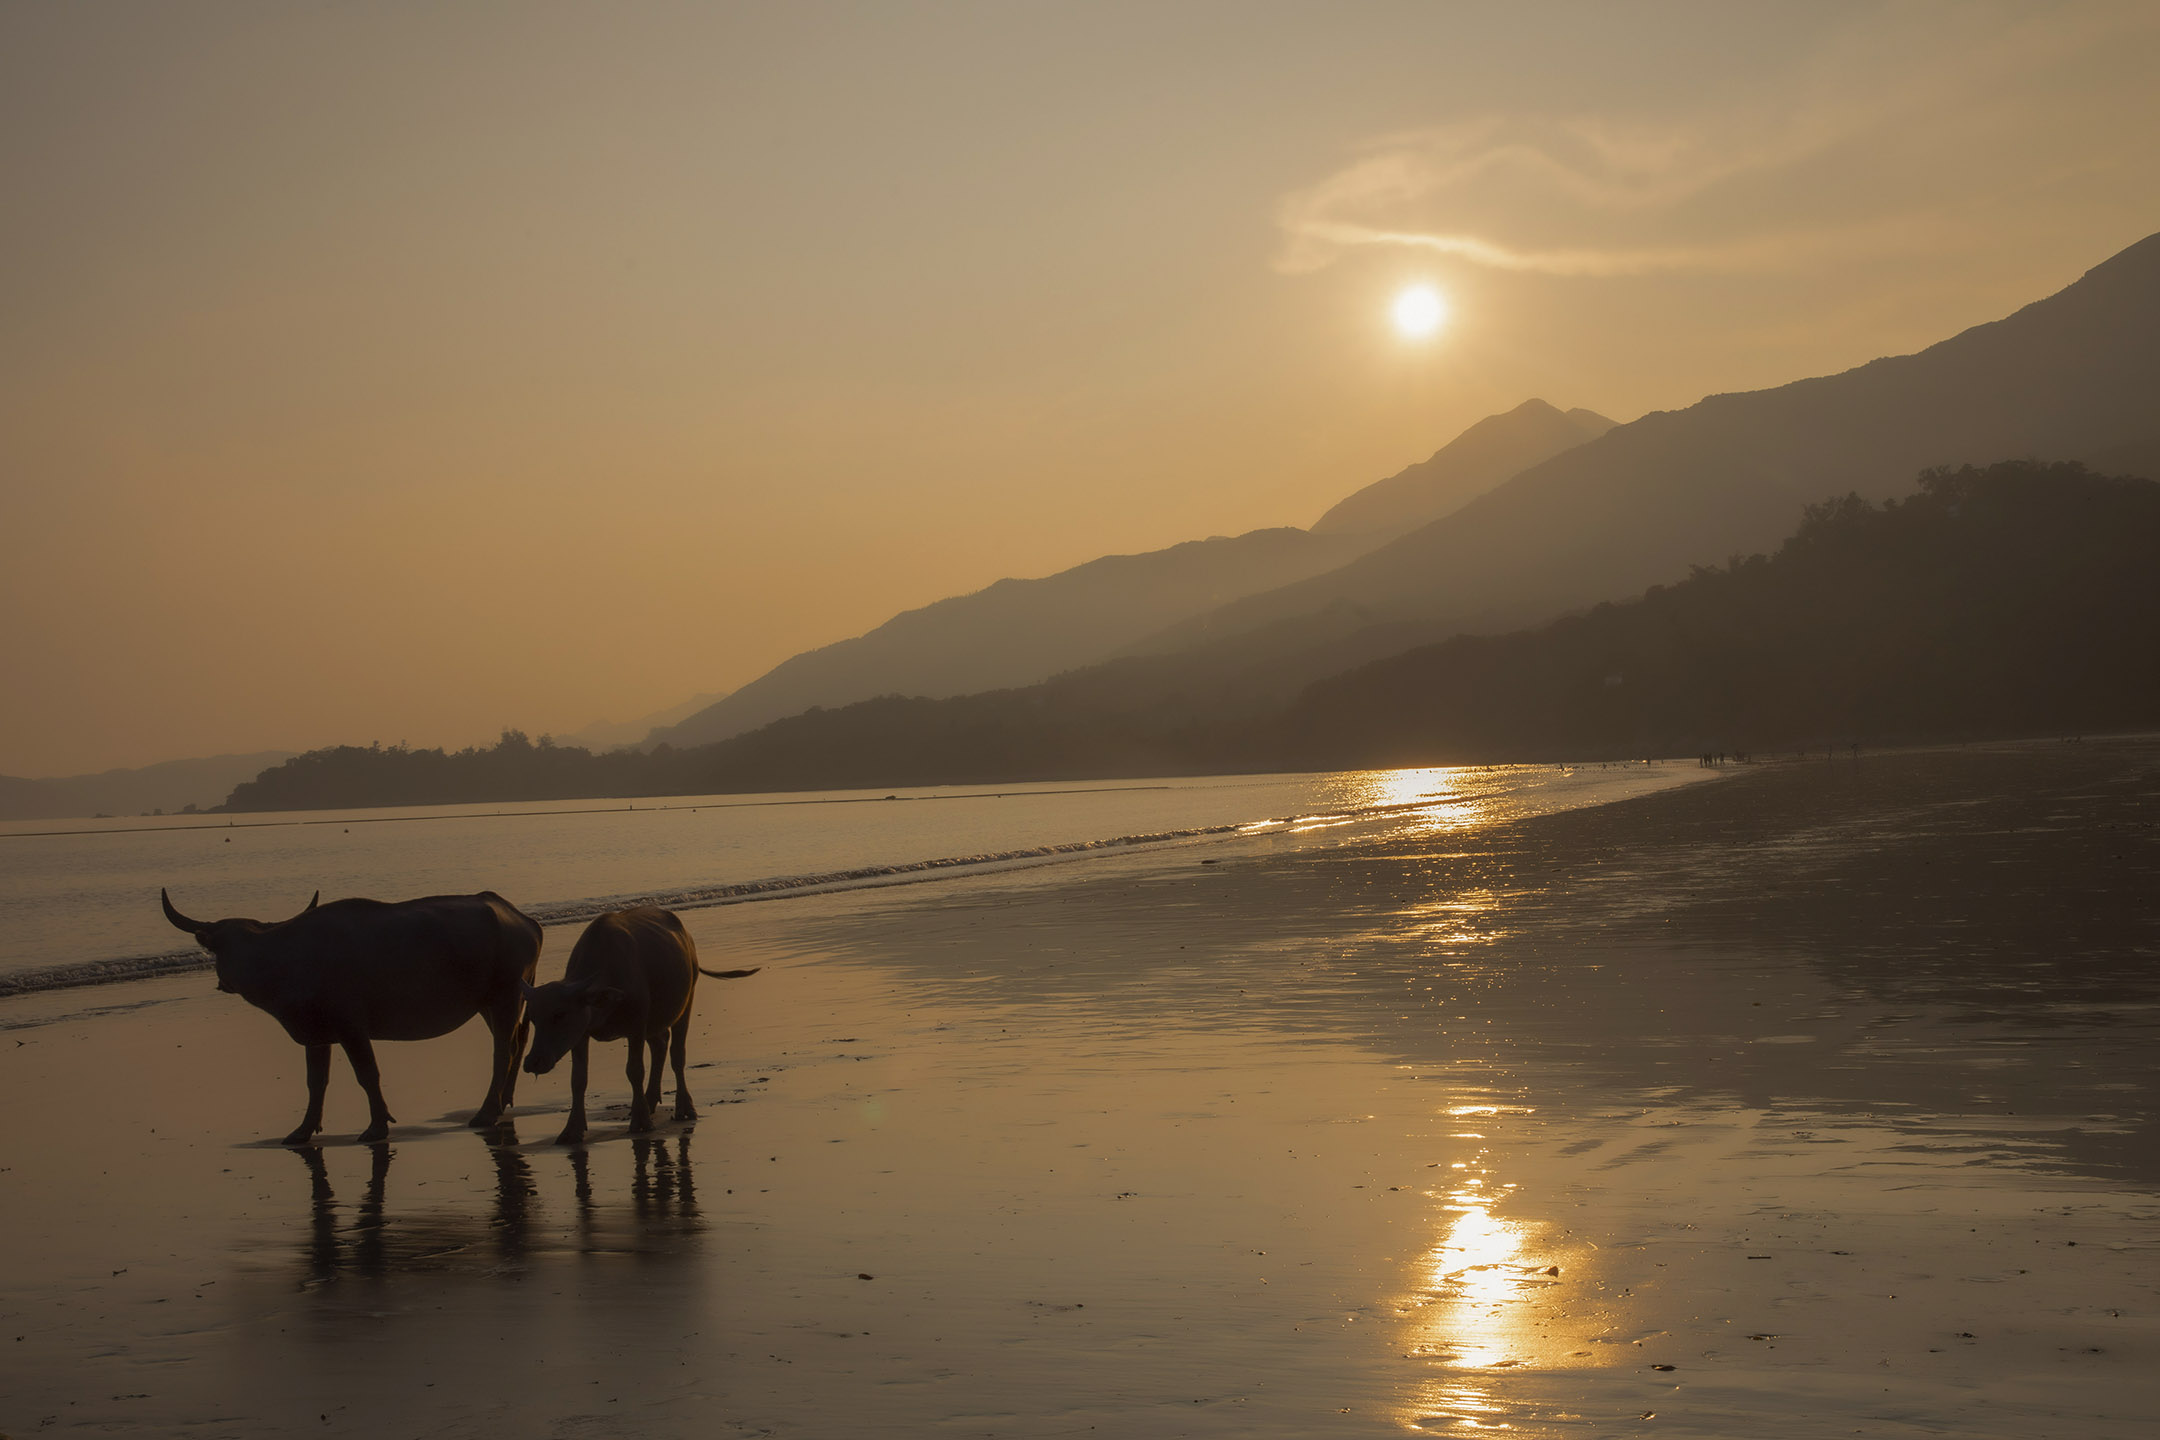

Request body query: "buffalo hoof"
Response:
[554, 1128, 585, 1147]
[629, 1116, 655, 1135]
[468, 1109, 501, 1129]
[281, 1127, 319, 1146]
[358, 1122, 390, 1143]
[674, 1103, 697, 1122]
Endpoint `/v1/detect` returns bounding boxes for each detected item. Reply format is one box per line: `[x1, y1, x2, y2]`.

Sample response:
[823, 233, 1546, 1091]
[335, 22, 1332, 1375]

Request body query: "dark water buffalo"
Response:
[160, 888, 542, 1144]
[521, 906, 758, 1145]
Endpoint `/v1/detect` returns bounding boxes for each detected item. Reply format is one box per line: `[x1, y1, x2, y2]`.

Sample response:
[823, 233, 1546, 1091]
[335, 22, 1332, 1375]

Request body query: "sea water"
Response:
[0, 762, 1705, 994]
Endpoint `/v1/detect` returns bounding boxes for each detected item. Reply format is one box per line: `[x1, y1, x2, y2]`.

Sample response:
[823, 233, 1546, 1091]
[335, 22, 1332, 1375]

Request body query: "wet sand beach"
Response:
[3, 740, 2157, 1437]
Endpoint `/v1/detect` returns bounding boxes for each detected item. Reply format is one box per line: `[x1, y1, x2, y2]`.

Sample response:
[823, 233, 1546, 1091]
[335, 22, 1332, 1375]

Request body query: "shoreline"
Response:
[0, 761, 1709, 999]
[0, 777, 1204, 838]
[2, 738, 2154, 1436]
[0, 826, 1247, 1002]
[16, 732, 2129, 835]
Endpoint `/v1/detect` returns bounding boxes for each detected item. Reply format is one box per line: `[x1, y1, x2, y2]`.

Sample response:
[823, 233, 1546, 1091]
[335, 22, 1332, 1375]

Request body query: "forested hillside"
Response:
[1277, 460, 2160, 766]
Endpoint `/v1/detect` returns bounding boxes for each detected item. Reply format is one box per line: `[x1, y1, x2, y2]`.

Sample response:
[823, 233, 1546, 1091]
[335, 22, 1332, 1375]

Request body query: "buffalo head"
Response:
[161, 888, 320, 991]
[520, 977, 625, 1075]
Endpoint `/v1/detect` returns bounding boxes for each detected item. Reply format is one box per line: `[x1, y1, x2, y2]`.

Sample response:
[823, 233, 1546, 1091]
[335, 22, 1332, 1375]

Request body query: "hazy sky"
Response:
[4, 1, 2157, 777]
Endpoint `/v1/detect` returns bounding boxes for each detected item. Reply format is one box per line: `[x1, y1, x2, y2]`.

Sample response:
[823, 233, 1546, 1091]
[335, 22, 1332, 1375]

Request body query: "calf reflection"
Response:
[567, 1132, 701, 1256]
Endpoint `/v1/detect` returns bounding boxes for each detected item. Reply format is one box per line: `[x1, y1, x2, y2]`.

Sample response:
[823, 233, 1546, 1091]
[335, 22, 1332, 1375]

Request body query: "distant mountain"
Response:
[647, 529, 1367, 750]
[1310, 398, 1613, 540]
[1137, 231, 2160, 665]
[648, 401, 1606, 752]
[0, 750, 295, 822]
[562, 691, 727, 752]
[222, 460, 2160, 810]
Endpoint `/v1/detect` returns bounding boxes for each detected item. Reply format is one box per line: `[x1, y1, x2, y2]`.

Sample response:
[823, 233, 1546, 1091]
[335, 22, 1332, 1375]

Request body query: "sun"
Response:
[1391, 283, 1448, 340]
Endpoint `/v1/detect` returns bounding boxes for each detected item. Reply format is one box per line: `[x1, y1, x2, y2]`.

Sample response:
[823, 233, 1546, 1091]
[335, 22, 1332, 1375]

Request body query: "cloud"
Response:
[1282, 214, 1938, 280]
[1273, 6, 2160, 280]
[1272, 108, 1916, 278]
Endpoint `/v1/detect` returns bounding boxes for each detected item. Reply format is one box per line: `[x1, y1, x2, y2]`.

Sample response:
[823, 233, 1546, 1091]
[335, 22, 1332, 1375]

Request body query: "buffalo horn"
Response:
[160, 888, 208, 935]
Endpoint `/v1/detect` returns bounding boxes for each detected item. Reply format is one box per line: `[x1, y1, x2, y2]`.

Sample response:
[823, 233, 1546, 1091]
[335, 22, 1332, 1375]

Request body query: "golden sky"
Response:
[4, 2, 2157, 776]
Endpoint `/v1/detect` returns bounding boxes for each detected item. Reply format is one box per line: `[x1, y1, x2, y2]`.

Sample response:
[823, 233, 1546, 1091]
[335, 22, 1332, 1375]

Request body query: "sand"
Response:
[2, 739, 2156, 1437]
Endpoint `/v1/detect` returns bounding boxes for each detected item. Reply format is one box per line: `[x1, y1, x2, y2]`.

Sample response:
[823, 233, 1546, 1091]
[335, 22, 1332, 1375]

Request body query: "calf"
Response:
[521, 906, 758, 1145]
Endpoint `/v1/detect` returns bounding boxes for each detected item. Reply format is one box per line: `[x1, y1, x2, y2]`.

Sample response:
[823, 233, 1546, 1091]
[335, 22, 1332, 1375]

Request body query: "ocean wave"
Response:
[522, 822, 1245, 924]
[0, 950, 214, 1000]
[0, 822, 1243, 1000]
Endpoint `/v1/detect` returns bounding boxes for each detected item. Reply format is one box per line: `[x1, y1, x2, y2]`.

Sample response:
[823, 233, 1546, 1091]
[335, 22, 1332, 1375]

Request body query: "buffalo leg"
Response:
[472, 998, 518, 1127]
[342, 1036, 396, 1143]
[626, 1029, 654, 1133]
[504, 1016, 531, 1106]
[644, 1032, 667, 1118]
[285, 1043, 333, 1145]
[670, 1017, 696, 1121]
[556, 1037, 589, 1146]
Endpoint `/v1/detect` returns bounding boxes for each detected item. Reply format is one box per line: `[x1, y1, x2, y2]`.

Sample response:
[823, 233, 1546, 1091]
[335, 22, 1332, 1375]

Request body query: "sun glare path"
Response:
[1394, 1107, 1607, 1433]
[1392, 283, 1448, 339]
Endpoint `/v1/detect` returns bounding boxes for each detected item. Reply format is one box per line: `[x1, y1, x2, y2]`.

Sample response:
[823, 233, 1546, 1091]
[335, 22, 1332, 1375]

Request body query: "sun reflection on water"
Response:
[1420, 1199, 1535, 1366]
[1408, 887, 1509, 946]
[1395, 1117, 1602, 1433]
[1356, 767, 1457, 811]
[1346, 770, 1488, 840]
[1249, 767, 1497, 844]
[1236, 763, 1648, 859]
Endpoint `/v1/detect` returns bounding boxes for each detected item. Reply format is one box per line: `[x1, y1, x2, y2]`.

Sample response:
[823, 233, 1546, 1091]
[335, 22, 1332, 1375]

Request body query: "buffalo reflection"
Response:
[294, 1130, 538, 1285]
[289, 1126, 702, 1288]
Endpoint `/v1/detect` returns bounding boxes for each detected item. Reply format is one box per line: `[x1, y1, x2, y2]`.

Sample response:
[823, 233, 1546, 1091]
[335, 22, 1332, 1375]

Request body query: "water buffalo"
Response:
[160, 888, 542, 1144]
[521, 906, 758, 1145]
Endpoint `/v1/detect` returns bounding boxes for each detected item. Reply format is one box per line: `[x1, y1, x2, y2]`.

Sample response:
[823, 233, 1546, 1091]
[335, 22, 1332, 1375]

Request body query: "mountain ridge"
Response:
[0, 750, 297, 822]
[1311, 398, 1614, 539]
[1128, 229, 2160, 662]
[646, 397, 1609, 751]
[646, 526, 1372, 751]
